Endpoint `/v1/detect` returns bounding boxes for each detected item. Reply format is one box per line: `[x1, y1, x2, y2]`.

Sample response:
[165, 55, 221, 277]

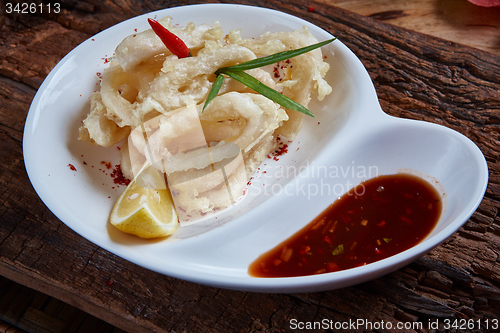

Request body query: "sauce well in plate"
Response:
[249, 173, 442, 278]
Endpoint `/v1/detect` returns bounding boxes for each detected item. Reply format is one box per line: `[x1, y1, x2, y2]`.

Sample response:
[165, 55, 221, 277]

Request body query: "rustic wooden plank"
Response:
[0, 0, 499, 332]
[0, 282, 33, 323]
[20, 307, 66, 333]
[0, 275, 124, 333]
[324, 0, 500, 55]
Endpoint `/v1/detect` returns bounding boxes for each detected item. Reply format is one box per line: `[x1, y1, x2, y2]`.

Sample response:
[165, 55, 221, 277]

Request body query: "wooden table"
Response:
[1, 0, 499, 332]
[329, 0, 500, 56]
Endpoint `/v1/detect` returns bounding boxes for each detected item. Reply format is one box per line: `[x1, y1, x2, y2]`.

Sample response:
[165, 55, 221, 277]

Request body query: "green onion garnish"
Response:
[203, 74, 225, 111]
[202, 38, 336, 115]
[223, 70, 315, 117]
[216, 38, 336, 73]
[332, 244, 344, 256]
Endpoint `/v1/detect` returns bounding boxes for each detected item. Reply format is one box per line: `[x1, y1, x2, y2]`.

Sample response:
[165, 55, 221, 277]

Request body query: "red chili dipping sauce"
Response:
[249, 174, 442, 278]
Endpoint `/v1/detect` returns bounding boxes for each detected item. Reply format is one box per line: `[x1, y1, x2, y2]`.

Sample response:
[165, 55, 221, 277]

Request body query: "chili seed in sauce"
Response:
[249, 173, 442, 278]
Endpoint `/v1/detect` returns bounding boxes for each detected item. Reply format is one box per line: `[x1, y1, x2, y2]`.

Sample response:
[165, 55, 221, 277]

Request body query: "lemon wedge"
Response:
[110, 165, 178, 239]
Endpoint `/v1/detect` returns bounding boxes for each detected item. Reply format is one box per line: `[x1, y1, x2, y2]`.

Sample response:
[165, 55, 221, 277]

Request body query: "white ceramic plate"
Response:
[23, 4, 488, 292]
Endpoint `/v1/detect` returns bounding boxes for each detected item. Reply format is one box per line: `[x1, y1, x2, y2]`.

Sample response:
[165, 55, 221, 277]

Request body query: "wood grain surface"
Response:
[1, 0, 499, 332]
[327, 0, 500, 56]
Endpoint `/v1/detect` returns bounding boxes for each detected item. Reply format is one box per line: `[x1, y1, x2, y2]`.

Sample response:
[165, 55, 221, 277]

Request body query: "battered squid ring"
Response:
[115, 17, 223, 72]
[127, 92, 288, 176]
[98, 44, 268, 130]
[200, 92, 288, 154]
[137, 44, 262, 116]
[167, 93, 287, 213]
[167, 151, 247, 214]
[123, 92, 288, 213]
[227, 26, 332, 139]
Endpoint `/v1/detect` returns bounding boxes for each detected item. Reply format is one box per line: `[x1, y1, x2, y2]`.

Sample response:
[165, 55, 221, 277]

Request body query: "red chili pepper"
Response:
[147, 18, 191, 58]
[326, 262, 339, 272]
